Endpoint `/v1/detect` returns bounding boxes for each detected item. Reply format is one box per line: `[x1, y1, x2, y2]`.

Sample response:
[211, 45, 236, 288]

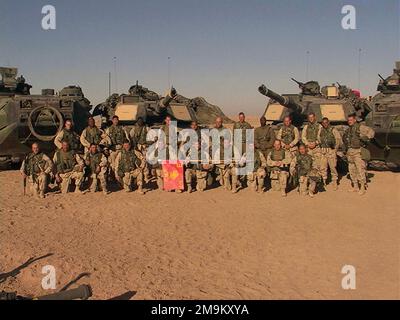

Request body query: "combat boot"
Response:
[358, 184, 366, 196]
[309, 191, 315, 198]
[281, 190, 287, 197]
[231, 185, 238, 194]
[332, 180, 338, 191]
[257, 184, 263, 193]
[349, 182, 359, 193]
[187, 185, 193, 193]
[137, 185, 145, 195]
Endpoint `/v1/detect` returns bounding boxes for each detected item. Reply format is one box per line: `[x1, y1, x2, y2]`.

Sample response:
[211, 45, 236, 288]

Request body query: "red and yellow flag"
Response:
[162, 161, 184, 191]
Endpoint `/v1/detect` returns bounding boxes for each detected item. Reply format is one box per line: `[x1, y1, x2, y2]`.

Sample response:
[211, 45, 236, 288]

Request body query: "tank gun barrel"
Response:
[258, 84, 303, 113]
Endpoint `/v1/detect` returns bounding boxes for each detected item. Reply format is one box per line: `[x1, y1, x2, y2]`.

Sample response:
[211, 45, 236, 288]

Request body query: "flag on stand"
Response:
[162, 161, 184, 191]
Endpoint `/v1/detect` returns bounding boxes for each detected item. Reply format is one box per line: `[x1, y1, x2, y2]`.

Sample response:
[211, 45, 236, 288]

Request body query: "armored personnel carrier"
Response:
[365, 61, 400, 169]
[0, 67, 91, 167]
[258, 79, 371, 135]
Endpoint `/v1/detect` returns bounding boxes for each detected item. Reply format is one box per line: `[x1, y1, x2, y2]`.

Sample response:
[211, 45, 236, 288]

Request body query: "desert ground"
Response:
[1, 116, 399, 300]
[0, 169, 399, 300]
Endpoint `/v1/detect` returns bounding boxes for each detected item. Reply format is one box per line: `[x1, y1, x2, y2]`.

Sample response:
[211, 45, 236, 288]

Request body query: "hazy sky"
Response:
[1, 0, 399, 114]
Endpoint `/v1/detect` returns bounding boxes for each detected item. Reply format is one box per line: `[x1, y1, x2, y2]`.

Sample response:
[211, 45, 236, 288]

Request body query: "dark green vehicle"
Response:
[0, 67, 91, 167]
[366, 61, 400, 170]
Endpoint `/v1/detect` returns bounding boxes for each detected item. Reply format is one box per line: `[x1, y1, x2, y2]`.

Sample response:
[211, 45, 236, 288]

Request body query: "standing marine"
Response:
[105, 115, 130, 176]
[318, 117, 341, 190]
[80, 116, 110, 153]
[302, 113, 322, 176]
[342, 114, 375, 195]
[277, 116, 300, 158]
[254, 116, 275, 161]
[54, 119, 82, 152]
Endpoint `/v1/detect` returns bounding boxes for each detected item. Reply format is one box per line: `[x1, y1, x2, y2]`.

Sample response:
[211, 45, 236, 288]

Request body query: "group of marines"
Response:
[20, 111, 374, 199]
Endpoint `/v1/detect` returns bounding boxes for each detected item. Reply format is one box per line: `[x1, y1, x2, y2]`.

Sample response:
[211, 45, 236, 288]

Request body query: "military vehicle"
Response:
[93, 82, 232, 130]
[0, 67, 91, 167]
[365, 61, 400, 169]
[258, 79, 371, 135]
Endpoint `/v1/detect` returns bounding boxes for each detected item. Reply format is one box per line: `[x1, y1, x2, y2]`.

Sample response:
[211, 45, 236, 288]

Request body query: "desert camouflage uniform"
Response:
[343, 123, 375, 194]
[84, 150, 109, 194]
[53, 150, 85, 194]
[211, 126, 234, 191]
[318, 125, 341, 188]
[54, 128, 81, 151]
[185, 149, 210, 193]
[277, 125, 300, 158]
[247, 150, 267, 193]
[255, 124, 275, 163]
[80, 125, 110, 153]
[130, 124, 150, 182]
[267, 149, 292, 196]
[302, 122, 322, 175]
[293, 153, 319, 197]
[116, 149, 144, 193]
[105, 124, 130, 175]
[20, 152, 53, 198]
[233, 121, 253, 153]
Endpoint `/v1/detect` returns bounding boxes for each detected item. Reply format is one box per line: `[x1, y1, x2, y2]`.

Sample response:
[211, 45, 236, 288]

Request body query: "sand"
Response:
[0, 168, 399, 300]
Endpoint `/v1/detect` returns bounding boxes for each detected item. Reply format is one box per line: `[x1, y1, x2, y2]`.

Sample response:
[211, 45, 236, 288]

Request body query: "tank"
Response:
[365, 61, 400, 169]
[258, 78, 371, 135]
[0, 67, 91, 167]
[93, 82, 232, 130]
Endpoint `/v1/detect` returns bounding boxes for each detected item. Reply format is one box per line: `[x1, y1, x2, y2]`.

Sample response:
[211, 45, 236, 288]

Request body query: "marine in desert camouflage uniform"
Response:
[301, 113, 322, 176]
[80, 116, 110, 153]
[318, 117, 341, 190]
[267, 140, 292, 197]
[292, 143, 320, 197]
[115, 141, 144, 194]
[84, 144, 109, 194]
[276, 116, 300, 158]
[53, 141, 85, 194]
[54, 119, 82, 152]
[343, 114, 375, 195]
[105, 115, 130, 177]
[20, 143, 53, 198]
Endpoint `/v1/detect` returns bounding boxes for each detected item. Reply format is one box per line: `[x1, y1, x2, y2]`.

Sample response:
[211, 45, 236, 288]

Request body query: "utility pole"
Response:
[113, 57, 118, 93]
[168, 57, 171, 88]
[306, 51, 310, 81]
[357, 48, 362, 92]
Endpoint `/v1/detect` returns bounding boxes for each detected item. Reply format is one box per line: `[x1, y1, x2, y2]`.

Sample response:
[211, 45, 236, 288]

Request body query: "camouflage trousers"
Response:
[308, 147, 323, 176]
[270, 170, 288, 192]
[215, 164, 234, 191]
[137, 144, 150, 182]
[122, 169, 143, 192]
[109, 148, 122, 176]
[298, 176, 317, 196]
[185, 169, 208, 192]
[347, 148, 367, 185]
[320, 148, 338, 182]
[283, 146, 298, 160]
[154, 167, 164, 190]
[247, 168, 266, 192]
[88, 171, 108, 193]
[59, 171, 84, 194]
[27, 173, 48, 197]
